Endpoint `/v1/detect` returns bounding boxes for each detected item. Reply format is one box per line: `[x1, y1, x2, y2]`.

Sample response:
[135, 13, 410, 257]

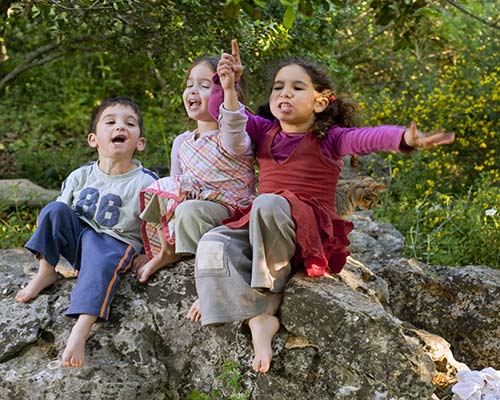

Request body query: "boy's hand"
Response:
[404, 121, 455, 149]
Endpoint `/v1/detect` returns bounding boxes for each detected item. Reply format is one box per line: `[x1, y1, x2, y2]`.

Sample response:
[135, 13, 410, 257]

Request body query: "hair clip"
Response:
[329, 94, 336, 103]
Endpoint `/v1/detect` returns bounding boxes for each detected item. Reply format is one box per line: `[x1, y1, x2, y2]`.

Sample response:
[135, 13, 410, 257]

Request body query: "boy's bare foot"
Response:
[186, 299, 201, 321]
[15, 260, 58, 303]
[136, 252, 181, 283]
[61, 314, 97, 367]
[248, 313, 280, 373]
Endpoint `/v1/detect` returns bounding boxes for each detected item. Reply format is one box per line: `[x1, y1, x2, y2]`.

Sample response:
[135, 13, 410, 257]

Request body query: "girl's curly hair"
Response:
[259, 58, 359, 139]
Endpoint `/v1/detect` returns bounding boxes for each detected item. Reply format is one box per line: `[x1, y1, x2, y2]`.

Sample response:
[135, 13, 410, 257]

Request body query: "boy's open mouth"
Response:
[112, 135, 126, 143]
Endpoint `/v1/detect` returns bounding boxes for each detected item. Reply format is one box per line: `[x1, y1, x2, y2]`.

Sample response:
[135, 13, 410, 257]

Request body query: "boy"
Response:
[15, 97, 158, 367]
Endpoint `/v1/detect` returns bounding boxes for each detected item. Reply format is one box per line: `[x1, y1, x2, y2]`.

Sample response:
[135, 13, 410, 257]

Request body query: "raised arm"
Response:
[218, 41, 239, 112]
[209, 39, 275, 150]
[209, 39, 242, 118]
[217, 43, 252, 156]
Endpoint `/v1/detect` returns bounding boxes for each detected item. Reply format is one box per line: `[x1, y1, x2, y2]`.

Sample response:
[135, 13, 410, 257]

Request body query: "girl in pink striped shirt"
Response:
[137, 57, 255, 283]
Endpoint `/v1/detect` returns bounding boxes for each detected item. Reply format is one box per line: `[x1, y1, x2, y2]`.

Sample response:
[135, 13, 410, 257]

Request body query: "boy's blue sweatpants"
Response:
[25, 202, 135, 321]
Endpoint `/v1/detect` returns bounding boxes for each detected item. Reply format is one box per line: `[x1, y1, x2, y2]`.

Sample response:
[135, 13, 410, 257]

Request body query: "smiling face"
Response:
[269, 64, 328, 132]
[183, 61, 216, 123]
[87, 103, 145, 161]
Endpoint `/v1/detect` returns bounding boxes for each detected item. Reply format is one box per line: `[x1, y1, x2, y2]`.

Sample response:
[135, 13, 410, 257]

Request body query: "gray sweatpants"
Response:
[174, 200, 231, 255]
[195, 194, 296, 325]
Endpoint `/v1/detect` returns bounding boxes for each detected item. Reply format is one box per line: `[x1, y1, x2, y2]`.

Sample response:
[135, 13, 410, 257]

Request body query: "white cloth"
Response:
[452, 368, 500, 400]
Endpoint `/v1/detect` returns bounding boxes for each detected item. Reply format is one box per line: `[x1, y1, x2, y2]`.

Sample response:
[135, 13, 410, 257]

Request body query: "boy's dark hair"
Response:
[186, 56, 247, 104]
[260, 58, 358, 139]
[89, 97, 144, 136]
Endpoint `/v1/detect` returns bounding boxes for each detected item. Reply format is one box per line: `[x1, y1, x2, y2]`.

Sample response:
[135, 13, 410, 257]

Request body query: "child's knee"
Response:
[175, 200, 204, 221]
[252, 194, 290, 219]
[40, 201, 73, 220]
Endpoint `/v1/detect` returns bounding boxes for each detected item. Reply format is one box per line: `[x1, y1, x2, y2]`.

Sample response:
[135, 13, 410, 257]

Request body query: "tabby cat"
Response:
[335, 177, 387, 218]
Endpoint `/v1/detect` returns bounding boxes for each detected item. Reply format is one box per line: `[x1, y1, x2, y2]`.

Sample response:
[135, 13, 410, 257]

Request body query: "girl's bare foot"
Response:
[61, 314, 97, 367]
[186, 299, 201, 321]
[136, 252, 181, 283]
[132, 254, 149, 271]
[15, 260, 58, 303]
[248, 313, 280, 373]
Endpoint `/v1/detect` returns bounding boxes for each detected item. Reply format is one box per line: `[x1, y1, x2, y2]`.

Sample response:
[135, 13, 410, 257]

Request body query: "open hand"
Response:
[404, 121, 455, 149]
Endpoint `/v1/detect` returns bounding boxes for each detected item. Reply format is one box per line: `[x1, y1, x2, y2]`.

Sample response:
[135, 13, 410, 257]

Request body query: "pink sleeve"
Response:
[328, 125, 408, 157]
[170, 133, 186, 175]
[208, 73, 224, 120]
[208, 72, 277, 150]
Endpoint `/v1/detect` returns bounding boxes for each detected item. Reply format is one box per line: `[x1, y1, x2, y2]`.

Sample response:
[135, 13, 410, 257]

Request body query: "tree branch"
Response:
[46, 0, 114, 11]
[445, 0, 500, 32]
[335, 23, 394, 61]
[0, 0, 14, 18]
[0, 36, 91, 91]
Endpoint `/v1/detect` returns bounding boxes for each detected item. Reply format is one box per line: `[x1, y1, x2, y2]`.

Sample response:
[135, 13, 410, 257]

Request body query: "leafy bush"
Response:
[365, 34, 500, 268]
[0, 205, 37, 249]
[376, 174, 499, 267]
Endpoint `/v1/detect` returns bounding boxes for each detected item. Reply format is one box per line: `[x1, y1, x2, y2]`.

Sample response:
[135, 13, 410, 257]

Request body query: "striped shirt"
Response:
[140, 104, 255, 255]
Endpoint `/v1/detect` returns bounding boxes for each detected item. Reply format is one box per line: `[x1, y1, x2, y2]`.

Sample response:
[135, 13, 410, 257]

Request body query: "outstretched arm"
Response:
[332, 122, 454, 158]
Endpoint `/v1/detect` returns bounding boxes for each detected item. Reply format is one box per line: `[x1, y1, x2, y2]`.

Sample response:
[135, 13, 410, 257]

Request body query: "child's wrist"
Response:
[400, 128, 416, 153]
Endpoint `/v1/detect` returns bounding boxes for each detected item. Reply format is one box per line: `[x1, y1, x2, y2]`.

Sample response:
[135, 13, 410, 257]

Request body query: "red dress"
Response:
[226, 126, 354, 276]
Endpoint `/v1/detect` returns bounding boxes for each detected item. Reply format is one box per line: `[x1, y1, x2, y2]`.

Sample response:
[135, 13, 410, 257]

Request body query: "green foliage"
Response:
[356, 2, 500, 268]
[187, 361, 250, 400]
[376, 174, 500, 267]
[0, 205, 37, 249]
[370, 0, 429, 49]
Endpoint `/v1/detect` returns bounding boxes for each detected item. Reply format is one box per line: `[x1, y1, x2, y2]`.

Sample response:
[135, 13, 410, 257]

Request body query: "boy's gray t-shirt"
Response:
[57, 160, 158, 252]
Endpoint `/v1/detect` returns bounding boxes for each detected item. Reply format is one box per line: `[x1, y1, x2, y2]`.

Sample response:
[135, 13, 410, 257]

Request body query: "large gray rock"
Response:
[0, 179, 58, 208]
[377, 258, 500, 371]
[1, 213, 498, 399]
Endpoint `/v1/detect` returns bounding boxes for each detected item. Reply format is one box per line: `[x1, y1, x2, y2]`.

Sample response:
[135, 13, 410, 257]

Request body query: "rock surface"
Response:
[0, 179, 58, 208]
[1, 212, 499, 400]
